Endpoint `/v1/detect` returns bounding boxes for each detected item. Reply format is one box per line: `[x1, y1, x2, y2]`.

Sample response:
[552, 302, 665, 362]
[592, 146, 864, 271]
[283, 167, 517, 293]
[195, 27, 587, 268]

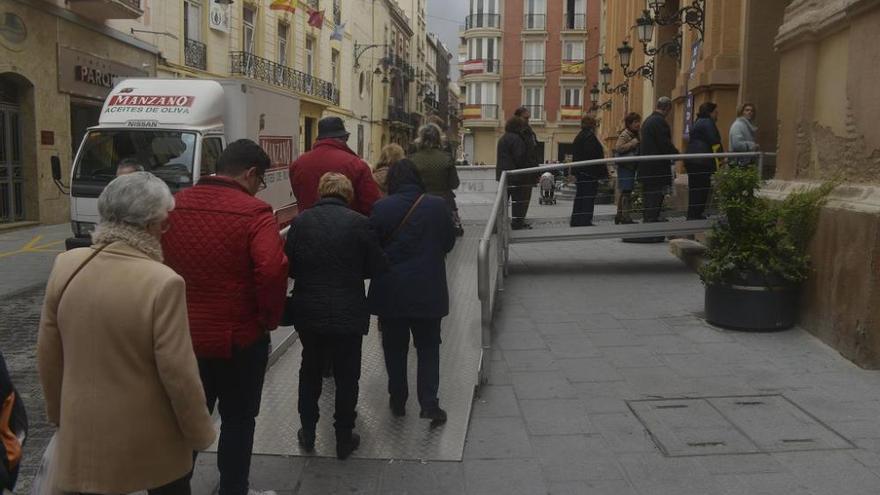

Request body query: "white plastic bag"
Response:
[30, 432, 61, 495]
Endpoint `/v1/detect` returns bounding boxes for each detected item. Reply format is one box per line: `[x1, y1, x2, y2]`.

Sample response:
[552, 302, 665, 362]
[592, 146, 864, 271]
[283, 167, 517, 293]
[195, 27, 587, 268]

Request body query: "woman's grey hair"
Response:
[98, 172, 174, 228]
[415, 123, 444, 151]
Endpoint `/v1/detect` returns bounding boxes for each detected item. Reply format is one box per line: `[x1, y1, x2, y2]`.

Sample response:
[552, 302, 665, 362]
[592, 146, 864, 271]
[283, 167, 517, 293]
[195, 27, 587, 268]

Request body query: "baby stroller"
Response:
[538, 172, 557, 205]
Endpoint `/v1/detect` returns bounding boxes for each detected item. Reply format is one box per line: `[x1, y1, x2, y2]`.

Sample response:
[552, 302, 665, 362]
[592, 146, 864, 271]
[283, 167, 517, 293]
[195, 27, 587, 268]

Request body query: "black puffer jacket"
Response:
[638, 111, 680, 187]
[285, 197, 388, 335]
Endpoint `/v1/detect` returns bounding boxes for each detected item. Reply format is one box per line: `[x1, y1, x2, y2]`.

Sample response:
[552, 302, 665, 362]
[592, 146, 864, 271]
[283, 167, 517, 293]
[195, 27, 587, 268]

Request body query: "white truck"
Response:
[61, 78, 300, 249]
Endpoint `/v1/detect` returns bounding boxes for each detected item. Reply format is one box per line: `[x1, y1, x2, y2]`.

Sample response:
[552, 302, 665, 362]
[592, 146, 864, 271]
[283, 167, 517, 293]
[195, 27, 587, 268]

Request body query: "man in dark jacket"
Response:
[162, 139, 288, 495]
[368, 160, 456, 425]
[0, 352, 25, 492]
[570, 115, 607, 227]
[285, 173, 388, 460]
[290, 117, 382, 216]
[496, 116, 532, 230]
[638, 97, 680, 224]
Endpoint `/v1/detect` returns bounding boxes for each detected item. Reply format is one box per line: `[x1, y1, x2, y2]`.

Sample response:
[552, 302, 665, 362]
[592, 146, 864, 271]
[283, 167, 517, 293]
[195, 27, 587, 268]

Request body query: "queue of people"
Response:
[495, 97, 761, 229]
[35, 117, 460, 494]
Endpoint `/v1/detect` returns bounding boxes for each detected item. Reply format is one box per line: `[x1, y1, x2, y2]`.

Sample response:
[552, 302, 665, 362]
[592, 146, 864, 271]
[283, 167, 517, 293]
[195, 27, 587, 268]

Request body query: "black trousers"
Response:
[570, 176, 599, 227]
[380, 317, 442, 411]
[687, 169, 713, 220]
[297, 332, 363, 433]
[641, 183, 666, 223]
[197, 335, 270, 495]
[507, 179, 532, 225]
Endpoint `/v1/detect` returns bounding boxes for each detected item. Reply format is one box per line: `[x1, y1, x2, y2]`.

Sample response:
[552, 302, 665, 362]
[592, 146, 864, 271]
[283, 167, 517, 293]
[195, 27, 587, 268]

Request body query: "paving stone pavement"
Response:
[184, 237, 880, 494]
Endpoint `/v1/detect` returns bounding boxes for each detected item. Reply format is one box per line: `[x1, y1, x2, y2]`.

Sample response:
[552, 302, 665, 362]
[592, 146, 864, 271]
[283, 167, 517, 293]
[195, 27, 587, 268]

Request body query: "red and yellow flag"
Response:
[269, 0, 296, 14]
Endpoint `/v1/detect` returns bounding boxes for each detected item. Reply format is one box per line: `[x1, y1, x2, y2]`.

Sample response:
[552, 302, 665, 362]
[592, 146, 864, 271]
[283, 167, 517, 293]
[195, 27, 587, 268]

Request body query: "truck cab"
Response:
[66, 79, 299, 249]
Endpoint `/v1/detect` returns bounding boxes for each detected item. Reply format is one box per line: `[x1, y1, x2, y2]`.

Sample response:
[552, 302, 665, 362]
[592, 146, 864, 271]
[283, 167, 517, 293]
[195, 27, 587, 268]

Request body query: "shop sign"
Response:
[260, 136, 295, 168]
[58, 46, 148, 100]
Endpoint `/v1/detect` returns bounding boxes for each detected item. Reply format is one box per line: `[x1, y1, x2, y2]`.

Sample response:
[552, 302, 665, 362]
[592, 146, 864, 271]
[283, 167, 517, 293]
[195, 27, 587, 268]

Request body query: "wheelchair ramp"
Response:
[230, 234, 482, 461]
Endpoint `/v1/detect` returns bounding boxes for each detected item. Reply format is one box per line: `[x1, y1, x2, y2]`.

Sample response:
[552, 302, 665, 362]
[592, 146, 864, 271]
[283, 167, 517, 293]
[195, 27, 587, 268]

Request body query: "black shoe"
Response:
[511, 222, 533, 231]
[297, 428, 315, 452]
[390, 398, 406, 417]
[336, 432, 361, 460]
[420, 407, 448, 426]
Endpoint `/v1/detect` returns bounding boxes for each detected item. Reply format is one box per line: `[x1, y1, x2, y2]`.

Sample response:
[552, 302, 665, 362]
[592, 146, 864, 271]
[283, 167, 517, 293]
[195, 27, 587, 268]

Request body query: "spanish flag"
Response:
[270, 0, 295, 13]
[560, 106, 583, 120]
[561, 60, 584, 75]
[462, 104, 482, 120]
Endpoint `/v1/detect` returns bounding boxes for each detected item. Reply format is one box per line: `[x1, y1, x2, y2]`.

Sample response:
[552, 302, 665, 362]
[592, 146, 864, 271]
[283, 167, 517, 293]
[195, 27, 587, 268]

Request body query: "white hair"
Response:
[97, 172, 174, 228]
[656, 96, 673, 111]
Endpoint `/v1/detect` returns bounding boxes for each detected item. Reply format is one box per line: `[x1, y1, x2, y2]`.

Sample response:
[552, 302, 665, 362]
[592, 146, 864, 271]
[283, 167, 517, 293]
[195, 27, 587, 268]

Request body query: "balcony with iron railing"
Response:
[560, 59, 586, 78]
[465, 13, 502, 30]
[67, 0, 142, 20]
[563, 13, 587, 31]
[185, 38, 207, 71]
[522, 59, 545, 78]
[460, 59, 501, 78]
[387, 106, 421, 128]
[462, 103, 499, 123]
[523, 14, 546, 31]
[230, 52, 340, 106]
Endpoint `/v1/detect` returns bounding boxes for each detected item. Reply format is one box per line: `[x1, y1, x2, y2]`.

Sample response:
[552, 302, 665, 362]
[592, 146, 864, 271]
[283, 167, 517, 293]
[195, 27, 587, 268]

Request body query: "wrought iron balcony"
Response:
[462, 104, 499, 121]
[522, 59, 545, 77]
[67, 0, 142, 20]
[387, 107, 421, 128]
[230, 52, 340, 106]
[564, 13, 587, 30]
[185, 38, 207, 71]
[465, 13, 501, 30]
[524, 14, 546, 30]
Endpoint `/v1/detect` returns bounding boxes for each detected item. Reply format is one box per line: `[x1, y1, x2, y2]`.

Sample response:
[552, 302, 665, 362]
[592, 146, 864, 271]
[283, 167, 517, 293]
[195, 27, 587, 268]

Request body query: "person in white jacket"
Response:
[729, 103, 759, 166]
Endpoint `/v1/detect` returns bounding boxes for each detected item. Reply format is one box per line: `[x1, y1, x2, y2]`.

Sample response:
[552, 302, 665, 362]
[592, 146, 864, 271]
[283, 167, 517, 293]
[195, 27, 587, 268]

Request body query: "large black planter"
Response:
[705, 283, 799, 331]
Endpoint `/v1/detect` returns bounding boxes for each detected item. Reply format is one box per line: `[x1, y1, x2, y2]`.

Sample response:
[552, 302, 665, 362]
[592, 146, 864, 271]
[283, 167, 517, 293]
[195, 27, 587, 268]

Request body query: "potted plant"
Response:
[699, 166, 835, 331]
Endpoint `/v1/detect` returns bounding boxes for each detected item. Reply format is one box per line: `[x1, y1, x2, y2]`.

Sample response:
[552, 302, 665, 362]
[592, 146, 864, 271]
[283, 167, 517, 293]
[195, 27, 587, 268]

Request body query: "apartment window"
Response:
[524, 0, 546, 30]
[331, 49, 340, 87]
[563, 41, 585, 61]
[305, 36, 315, 76]
[524, 87, 544, 118]
[523, 41, 545, 76]
[565, 0, 586, 29]
[277, 22, 289, 66]
[563, 87, 583, 107]
[243, 6, 256, 54]
[184, 0, 202, 42]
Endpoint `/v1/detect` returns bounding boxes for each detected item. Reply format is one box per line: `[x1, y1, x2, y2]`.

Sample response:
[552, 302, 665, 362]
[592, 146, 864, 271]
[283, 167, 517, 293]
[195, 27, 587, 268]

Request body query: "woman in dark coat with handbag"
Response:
[285, 172, 388, 460]
[368, 159, 456, 425]
[685, 102, 723, 220]
[570, 115, 608, 227]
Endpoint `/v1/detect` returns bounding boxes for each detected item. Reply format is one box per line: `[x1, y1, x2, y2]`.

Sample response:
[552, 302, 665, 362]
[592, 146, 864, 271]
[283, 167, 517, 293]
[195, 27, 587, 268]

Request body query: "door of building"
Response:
[304, 117, 316, 152]
[0, 104, 23, 223]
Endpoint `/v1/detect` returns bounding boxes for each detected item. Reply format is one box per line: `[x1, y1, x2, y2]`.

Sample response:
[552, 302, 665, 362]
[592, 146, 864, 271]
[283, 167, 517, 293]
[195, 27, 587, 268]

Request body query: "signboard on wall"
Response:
[58, 46, 148, 100]
[683, 40, 702, 140]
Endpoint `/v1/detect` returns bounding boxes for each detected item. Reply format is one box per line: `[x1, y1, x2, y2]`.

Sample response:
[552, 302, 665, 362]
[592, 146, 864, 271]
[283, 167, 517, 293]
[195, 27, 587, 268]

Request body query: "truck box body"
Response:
[66, 78, 300, 248]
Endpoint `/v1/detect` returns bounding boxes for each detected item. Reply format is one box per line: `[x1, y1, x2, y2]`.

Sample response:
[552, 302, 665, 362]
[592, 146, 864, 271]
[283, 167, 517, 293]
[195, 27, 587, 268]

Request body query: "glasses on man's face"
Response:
[258, 174, 267, 191]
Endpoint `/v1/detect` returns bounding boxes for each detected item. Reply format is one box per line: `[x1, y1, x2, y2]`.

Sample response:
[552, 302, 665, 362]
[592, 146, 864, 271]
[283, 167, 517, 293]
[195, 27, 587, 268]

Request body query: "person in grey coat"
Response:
[729, 102, 759, 166]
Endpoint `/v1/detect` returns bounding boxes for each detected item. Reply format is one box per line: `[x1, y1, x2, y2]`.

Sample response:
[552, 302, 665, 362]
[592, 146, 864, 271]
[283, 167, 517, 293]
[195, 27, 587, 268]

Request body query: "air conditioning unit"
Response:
[209, 3, 230, 33]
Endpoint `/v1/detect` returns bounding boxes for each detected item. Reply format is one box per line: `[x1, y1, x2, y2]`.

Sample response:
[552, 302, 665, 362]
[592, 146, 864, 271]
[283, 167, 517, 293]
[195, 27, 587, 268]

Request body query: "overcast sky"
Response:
[426, 0, 468, 81]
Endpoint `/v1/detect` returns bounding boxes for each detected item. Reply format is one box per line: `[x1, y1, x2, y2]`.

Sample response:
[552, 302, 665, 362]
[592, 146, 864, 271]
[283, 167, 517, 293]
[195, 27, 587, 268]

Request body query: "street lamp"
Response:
[642, 0, 705, 42]
[616, 41, 654, 83]
[599, 63, 613, 87]
[636, 11, 654, 44]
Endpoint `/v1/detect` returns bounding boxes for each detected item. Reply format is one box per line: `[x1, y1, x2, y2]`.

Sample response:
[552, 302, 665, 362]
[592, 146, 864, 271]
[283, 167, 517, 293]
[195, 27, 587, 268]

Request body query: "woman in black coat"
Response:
[368, 159, 456, 425]
[685, 102, 724, 220]
[496, 116, 531, 230]
[285, 172, 388, 460]
[570, 115, 608, 227]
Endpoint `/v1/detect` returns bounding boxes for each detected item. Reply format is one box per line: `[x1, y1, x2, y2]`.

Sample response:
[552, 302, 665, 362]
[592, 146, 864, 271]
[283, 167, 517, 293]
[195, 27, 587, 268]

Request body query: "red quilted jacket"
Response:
[162, 177, 289, 359]
[290, 139, 381, 216]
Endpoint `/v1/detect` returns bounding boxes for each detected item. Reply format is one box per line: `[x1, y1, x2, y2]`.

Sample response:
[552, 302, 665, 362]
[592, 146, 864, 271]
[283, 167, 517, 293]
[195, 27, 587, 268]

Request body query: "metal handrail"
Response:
[476, 151, 775, 385]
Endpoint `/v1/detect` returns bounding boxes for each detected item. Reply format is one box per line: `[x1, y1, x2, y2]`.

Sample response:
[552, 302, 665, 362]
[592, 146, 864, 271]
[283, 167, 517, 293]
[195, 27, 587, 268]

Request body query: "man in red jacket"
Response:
[162, 139, 288, 495]
[290, 117, 381, 216]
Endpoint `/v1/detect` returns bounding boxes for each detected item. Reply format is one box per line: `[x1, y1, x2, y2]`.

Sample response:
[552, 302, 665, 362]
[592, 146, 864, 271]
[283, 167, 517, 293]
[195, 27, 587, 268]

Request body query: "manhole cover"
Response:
[628, 395, 854, 457]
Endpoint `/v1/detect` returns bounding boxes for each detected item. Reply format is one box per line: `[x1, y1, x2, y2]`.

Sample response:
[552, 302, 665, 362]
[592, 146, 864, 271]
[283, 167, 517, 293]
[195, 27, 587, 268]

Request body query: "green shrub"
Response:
[699, 167, 836, 287]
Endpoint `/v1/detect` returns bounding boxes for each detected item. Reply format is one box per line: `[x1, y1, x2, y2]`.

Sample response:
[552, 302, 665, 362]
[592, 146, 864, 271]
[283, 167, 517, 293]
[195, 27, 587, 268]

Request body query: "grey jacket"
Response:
[729, 117, 758, 153]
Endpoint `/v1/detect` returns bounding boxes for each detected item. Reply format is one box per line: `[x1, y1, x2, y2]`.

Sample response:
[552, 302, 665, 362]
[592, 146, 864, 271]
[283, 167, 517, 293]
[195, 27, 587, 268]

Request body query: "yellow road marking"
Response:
[0, 235, 66, 259]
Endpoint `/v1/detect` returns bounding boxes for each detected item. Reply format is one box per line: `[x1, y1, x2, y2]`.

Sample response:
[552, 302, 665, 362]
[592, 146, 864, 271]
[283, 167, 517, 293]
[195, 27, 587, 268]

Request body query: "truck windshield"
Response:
[74, 130, 197, 189]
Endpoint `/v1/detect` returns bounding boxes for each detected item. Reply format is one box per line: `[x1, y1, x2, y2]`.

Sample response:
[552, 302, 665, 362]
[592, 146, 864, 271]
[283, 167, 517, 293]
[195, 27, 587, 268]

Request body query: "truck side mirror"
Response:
[51, 156, 62, 181]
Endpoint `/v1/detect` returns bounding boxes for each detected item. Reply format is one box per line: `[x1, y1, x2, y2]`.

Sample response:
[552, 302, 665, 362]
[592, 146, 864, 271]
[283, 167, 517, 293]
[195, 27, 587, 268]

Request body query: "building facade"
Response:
[0, 0, 157, 226]
[460, 0, 600, 165]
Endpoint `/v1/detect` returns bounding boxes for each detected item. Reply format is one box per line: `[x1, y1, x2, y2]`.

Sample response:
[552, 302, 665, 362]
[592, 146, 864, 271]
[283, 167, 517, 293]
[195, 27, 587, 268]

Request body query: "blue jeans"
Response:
[197, 335, 270, 495]
[617, 167, 636, 193]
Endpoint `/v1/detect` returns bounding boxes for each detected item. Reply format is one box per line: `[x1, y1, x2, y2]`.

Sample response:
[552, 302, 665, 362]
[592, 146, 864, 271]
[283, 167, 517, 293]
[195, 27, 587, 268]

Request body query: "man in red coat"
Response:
[290, 117, 381, 216]
[162, 139, 287, 495]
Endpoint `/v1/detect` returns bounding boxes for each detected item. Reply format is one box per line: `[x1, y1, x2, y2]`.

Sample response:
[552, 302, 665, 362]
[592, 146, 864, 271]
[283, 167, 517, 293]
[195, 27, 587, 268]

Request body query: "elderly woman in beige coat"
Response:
[37, 172, 216, 495]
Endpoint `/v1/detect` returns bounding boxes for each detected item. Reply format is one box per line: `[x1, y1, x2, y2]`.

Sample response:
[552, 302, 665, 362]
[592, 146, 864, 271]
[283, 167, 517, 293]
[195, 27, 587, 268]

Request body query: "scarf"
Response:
[91, 222, 164, 262]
